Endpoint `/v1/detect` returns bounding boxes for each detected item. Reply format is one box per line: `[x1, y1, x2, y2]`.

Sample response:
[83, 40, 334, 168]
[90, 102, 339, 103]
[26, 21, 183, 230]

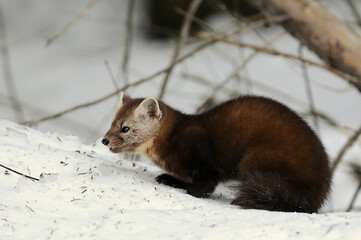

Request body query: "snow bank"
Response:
[0, 120, 360, 240]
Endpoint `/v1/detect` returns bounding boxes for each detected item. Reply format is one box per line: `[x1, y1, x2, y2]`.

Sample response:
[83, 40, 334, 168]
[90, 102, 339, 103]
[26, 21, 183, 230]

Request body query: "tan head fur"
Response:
[102, 93, 162, 153]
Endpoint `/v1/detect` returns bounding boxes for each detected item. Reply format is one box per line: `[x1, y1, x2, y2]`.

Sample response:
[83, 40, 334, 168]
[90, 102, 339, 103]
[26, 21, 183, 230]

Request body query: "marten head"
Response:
[102, 92, 162, 153]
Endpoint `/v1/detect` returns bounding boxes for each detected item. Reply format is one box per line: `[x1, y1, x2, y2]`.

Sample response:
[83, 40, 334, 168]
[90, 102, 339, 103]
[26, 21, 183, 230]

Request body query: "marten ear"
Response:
[118, 92, 131, 108]
[135, 97, 162, 119]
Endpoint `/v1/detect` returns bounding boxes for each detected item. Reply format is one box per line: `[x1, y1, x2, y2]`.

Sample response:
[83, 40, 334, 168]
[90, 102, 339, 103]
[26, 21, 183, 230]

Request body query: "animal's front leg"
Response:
[187, 179, 218, 198]
[155, 173, 189, 189]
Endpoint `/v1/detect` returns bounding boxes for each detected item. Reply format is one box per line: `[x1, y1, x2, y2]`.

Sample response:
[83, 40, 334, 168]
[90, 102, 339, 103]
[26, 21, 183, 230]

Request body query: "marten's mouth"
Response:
[109, 147, 122, 153]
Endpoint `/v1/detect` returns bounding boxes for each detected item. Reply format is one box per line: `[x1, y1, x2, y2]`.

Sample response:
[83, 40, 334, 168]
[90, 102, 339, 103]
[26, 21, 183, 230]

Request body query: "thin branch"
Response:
[235, 31, 286, 92]
[22, 24, 264, 126]
[198, 32, 361, 87]
[0, 2, 24, 122]
[158, 0, 204, 100]
[214, 0, 246, 22]
[22, 16, 287, 125]
[347, 181, 361, 212]
[21, 75, 156, 126]
[174, 7, 214, 32]
[332, 124, 361, 174]
[0, 164, 39, 181]
[21, 40, 214, 126]
[346, 0, 361, 27]
[196, 30, 286, 112]
[347, 163, 361, 212]
[104, 60, 120, 100]
[46, 0, 100, 46]
[311, 79, 352, 93]
[196, 62, 245, 113]
[298, 44, 319, 133]
[303, 110, 354, 133]
[104, 60, 118, 89]
[120, 0, 135, 85]
[181, 72, 236, 96]
[183, 71, 307, 109]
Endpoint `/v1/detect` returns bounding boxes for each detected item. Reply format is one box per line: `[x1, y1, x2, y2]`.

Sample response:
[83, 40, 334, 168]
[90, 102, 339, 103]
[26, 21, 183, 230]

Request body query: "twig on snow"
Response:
[25, 205, 35, 213]
[46, 0, 100, 46]
[0, 164, 39, 181]
[158, 0, 204, 100]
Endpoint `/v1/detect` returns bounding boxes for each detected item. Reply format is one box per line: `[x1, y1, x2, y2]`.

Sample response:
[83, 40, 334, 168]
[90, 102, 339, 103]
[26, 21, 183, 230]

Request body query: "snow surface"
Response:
[1, 120, 361, 240]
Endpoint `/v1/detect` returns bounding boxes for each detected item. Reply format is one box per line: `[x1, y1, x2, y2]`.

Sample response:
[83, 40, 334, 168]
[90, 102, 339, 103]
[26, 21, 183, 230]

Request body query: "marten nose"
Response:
[102, 138, 110, 146]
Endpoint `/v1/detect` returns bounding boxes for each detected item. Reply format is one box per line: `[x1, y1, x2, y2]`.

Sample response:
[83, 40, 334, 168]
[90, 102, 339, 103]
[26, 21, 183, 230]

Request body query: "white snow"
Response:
[1, 120, 361, 240]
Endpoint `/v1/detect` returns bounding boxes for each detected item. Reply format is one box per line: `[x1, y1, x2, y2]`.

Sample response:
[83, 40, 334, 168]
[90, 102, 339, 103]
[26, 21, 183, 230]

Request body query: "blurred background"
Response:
[0, 0, 360, 212]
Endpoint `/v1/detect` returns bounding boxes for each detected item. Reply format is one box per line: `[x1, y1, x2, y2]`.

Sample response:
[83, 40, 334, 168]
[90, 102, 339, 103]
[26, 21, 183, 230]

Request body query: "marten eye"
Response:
[121, 127, 130, 133]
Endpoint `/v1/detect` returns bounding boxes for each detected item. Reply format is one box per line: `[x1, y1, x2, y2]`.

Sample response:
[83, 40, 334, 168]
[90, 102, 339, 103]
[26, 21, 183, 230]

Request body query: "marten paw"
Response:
[187, 188, 211, 198]
[187, 180, 218, 198]
[155, 174, 189, 189]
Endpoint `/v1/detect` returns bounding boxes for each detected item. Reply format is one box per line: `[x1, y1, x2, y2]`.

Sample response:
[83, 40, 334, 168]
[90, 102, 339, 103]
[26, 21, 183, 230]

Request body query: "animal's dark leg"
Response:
[186, 168, 219, 198]
[155, 173, 218, 197]
[155, 173, 189, 189]
[187, 179, 218, 198]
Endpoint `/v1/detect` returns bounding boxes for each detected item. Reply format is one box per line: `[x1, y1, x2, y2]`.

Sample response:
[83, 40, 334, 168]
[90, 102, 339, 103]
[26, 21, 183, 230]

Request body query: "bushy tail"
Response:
[232, 169, 316, 213]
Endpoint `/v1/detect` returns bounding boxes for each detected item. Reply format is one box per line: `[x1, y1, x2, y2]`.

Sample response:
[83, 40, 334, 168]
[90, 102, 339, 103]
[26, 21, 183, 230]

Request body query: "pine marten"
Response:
[102, 93, 331, 213]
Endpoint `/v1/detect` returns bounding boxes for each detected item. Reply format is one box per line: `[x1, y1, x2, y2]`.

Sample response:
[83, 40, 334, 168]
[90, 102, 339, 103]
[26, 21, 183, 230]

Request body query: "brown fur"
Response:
[103, 94, 332, 213]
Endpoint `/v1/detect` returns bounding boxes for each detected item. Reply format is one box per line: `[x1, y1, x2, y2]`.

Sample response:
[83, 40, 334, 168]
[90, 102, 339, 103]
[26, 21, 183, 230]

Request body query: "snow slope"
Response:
[0, 120, 360, 240]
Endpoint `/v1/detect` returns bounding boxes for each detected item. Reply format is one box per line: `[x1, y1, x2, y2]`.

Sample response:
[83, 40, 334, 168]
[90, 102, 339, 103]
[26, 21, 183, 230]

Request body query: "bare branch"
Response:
[347, 181, 361, 212]
[0, 2, 24, 122]
[181, 72, 234, 95]
[346, 0, 361, 27]
[21, 41, 214, 125]
[332, 124, 361, 174]
[199, 32, 361, 87]
[120, 0, 136, 84]
[104, 60, 120, 100]
[158, 0, 204, 100]
[174, 7, 214, 32]
[22, 24, 265, 126]
[196, 63, 245, 113]
[303, 110, 354, 133]
[235, 31, 286, 92]
[298, 44, 319, 132]
[46, 0, 100, 47]
[248, 0, 361, 92]
[0, 164, 39, 181]
[346, 163, 361, 212]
